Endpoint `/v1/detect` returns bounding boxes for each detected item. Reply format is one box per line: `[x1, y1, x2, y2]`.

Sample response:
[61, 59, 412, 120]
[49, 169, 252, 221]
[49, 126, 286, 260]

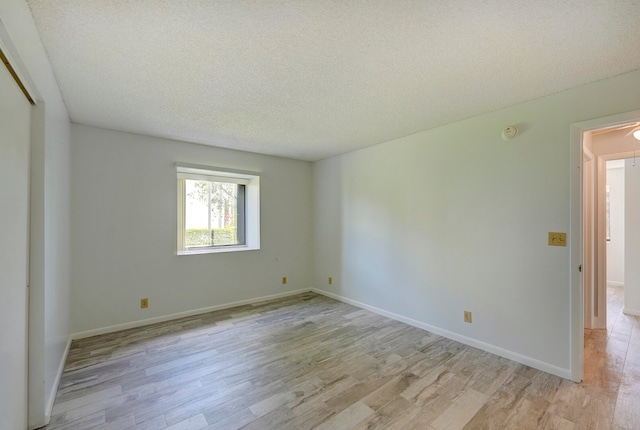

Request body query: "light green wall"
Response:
[313, 70, 640, 377]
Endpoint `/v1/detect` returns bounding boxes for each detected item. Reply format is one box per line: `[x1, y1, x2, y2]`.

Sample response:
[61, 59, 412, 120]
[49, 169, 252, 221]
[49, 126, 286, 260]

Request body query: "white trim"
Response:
[595, 155, 608, 328]
[570, 109, 640, 382]
[45, 337, 72, 423]
[71, 289, 310, 340]
[573, 110, 640, 133]
[177, 178, 185, 251]
[29, 335, 72, 429]
[0, 17, 41, 102]
[312, 288, 571, 380]
[607, 281, 624, 288]
[175, 162, 261, 180]
[177, 245, 257, 256]
[623, 307, 640, 317]
[176, 164, 260, 253]
[177, 172, 251, 185]
[569, 122, 585, 382]
[72, 288, 571, 379]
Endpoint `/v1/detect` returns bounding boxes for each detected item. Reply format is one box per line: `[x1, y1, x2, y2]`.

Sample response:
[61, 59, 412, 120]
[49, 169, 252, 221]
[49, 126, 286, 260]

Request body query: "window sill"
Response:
[177, 245, 259, 256]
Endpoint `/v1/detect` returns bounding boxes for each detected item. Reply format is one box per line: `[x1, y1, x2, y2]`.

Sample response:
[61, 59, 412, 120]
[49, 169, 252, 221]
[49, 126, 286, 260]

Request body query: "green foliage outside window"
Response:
[185, 227, 238, 247]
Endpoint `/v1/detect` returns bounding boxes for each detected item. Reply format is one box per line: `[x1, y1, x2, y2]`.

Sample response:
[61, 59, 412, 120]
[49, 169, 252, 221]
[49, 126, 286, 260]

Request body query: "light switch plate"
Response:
[548, 232, 567, 247]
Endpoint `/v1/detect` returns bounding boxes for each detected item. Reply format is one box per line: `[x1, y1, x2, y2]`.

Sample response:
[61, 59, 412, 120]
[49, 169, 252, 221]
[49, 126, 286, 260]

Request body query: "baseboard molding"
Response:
[29, 336, 72, 430]
[71, 287, 572, 379]
[623, 307, 640, 317]
[46, 336, 72, 421]
[607, 281, 624, 287]
[72, 289, 312, 340]
[312, 288, 571, 380]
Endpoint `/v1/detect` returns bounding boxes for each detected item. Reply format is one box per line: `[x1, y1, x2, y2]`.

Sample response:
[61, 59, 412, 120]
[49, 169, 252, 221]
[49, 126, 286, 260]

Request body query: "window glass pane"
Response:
[185, 180, 212, 247]
[183, 179, 243, 248]
[210, 181, 240, 246]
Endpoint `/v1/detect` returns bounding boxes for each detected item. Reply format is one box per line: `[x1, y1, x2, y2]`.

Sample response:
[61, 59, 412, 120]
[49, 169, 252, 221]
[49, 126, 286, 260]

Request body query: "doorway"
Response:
[570, 110, 640, 382]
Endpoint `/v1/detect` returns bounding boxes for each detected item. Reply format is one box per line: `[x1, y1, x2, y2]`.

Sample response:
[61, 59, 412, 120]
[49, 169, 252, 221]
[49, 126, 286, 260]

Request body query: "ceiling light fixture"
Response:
[622, 123, 640, 167]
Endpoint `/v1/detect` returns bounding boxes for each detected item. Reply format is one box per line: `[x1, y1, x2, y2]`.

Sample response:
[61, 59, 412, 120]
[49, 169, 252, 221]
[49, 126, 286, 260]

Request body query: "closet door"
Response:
[0, 53, 32, 429]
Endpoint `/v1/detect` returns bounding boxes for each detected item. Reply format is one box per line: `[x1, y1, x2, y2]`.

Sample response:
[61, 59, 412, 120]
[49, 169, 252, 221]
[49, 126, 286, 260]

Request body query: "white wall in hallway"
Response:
[625, 158, 640, 315]
[606, 161, 625, 287]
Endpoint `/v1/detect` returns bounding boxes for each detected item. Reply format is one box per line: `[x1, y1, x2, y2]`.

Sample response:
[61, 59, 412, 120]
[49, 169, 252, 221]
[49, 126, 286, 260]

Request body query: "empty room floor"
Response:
[44, 291, 640, 430]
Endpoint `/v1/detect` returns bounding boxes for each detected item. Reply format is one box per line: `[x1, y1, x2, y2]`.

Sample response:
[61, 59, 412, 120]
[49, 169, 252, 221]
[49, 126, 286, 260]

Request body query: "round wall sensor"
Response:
[501, 126, 519, 140]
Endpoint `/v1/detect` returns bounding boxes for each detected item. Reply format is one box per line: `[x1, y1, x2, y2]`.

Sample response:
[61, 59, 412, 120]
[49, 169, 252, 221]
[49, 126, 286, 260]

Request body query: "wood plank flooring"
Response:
[43, 289, 640, 429]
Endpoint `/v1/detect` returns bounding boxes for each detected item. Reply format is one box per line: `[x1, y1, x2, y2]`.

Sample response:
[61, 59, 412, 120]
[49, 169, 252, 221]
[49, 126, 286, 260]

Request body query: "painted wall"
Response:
[70, 124, 312, 334]
[625, 158, 640, 315]
[606, 161, 624, 286]
[313, 70, 640, 377]
[0, 1, 72, 427]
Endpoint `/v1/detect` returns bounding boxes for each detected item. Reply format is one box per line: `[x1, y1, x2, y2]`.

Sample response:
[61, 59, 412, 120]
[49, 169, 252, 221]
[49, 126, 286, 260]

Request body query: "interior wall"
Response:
[70, 124, 313, 334]
[625, 158, 640, 315]
[0, 1, 72, 427]
[313, 70, 640, 377]
[606, 161, 624, 286]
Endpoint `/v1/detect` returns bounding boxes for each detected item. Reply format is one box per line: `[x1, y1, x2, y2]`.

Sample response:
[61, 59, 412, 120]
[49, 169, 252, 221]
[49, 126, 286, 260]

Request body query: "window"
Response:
[177, 163, 260, 254]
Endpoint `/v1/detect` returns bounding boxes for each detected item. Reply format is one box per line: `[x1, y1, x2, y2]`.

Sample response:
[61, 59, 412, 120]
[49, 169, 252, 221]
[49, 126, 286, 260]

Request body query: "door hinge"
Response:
[578, 264, 582, 272]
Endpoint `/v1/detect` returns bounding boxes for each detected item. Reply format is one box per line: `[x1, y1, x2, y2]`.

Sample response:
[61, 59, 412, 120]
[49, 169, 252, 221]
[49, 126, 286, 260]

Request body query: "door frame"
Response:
[570, 108, 640, 382]
[582, 146, 594, 329]
[583, 144, 607, 330]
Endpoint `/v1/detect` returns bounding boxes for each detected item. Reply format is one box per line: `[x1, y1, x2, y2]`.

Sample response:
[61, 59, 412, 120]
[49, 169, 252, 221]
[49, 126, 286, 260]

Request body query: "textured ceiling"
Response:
[26, 0, 640, 161]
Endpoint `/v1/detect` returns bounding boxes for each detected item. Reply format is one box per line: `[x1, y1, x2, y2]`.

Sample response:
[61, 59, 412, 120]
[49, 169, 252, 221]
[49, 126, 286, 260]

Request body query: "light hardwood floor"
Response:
[44, 289, 640, 430]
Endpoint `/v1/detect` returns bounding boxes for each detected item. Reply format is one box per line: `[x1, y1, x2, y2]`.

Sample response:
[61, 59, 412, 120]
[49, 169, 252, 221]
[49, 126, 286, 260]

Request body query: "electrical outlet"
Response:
[328, 277, 333, 285]
[548, 232, 567, 247]
[464, 310, 472, 323]
[140, 298, 148, 309]
[282, 276, 287, 285]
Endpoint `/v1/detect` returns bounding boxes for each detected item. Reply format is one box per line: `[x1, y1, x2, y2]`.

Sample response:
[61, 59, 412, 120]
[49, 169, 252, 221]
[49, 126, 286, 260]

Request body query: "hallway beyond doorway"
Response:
[583, 285, 640, 427]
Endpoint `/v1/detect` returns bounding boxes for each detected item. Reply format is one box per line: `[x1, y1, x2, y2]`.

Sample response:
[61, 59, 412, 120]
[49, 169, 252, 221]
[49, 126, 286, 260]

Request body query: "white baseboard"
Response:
[312, 288, 571, 380]
[71, 287, 572, 379]
[623, 307, 640, 317]
[72, 289, 312, 340]
[607, 281, 624, 287]
[29, 336, 72, 430]
[46, 336, 72, 420]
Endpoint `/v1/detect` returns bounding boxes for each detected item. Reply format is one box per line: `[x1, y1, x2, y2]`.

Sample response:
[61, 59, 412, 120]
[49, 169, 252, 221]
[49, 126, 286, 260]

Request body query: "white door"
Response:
[0, 55, 32, 429]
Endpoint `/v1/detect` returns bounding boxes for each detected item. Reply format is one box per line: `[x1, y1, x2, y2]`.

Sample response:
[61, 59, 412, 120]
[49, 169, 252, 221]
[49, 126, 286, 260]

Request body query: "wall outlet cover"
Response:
[464, 311, 472, 323]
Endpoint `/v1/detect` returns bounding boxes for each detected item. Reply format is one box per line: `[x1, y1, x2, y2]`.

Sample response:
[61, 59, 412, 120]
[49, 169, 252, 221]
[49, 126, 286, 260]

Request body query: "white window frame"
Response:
[176, 163, 260, 255]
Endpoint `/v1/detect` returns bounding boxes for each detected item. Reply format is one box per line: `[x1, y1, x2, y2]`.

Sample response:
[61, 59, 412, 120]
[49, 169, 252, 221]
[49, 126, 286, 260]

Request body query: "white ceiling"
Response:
[26, 0, 640, 161]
